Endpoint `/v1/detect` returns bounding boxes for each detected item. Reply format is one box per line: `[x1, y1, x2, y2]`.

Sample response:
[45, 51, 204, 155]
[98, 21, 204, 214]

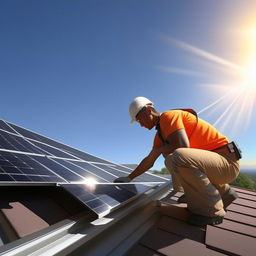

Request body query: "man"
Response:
[114, 96, 241, 226]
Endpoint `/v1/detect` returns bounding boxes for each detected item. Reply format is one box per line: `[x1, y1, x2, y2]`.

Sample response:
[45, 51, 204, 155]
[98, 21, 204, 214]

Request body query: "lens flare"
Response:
[162, 29, 256, 136]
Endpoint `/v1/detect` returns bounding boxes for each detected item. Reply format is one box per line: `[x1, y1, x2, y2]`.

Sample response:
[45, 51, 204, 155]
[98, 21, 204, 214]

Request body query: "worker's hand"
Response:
[113, 176, 131, 183]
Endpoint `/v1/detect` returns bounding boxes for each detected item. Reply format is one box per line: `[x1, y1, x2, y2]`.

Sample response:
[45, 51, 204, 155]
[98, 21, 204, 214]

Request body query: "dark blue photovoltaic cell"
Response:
[31, 140, 77, 159]
[0, 174, 14, 181]
[6, 122, 45, 142]
[31, 156, 85, 182]
[0, 130, 45, 154]
[61, 149, 113, 164]
[0, 133, 16, 151]
[0, 151, 65, 183]
[0, 121, 18, 134]
[61, 183, 153, 217]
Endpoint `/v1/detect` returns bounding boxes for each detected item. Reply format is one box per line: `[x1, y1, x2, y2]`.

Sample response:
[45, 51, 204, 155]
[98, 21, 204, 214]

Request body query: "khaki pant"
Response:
[165, 148, 240, 217]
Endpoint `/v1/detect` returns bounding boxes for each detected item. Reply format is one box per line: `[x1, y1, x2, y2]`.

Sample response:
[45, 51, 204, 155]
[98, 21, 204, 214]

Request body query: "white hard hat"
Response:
[129, 96, 154, 124]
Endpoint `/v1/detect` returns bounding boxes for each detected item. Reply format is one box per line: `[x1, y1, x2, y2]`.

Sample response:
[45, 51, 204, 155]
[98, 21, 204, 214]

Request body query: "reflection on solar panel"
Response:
[61, 183, 156, 218]
[0, 120, 168, 217]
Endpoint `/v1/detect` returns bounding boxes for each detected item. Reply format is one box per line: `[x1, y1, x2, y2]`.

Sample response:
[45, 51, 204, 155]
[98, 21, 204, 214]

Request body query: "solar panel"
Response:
[0, 119, 168, 217]
[6, 121, 113, 164]
[60, 183, 157, 218]
[0, 120, 167, 184]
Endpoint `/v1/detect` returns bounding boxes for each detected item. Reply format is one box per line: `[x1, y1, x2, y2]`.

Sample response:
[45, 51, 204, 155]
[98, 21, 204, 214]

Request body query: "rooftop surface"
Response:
[128, 187, 256, 256]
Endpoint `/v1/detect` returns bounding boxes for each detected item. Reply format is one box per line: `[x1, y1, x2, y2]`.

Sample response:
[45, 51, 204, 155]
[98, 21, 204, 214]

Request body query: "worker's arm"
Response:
[113, 128, 189, 182]
[113, 149, 161, 183]
[128, 129, 189, 180]
[158, 128, 190, 155]
[128, 148, 161, 180]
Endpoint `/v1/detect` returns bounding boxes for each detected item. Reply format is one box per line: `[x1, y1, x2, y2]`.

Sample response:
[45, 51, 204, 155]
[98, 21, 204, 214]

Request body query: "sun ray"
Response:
[213, 90, 242, 127]
[156, 65, 205, 77]
[163, 36, 242, 71]
[162, 34, 256, 137]
[229, 90, 251, 134]
[219, 91, 252, 136]
[198, 87, 239, 114]
[243, 90, 256, 128]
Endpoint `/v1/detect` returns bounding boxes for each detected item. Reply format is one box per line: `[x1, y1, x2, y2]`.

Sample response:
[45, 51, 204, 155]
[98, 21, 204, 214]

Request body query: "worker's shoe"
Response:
[222, 188, 238, 209]
[188, 214, 224, 226]
[177, 194, 187, 203]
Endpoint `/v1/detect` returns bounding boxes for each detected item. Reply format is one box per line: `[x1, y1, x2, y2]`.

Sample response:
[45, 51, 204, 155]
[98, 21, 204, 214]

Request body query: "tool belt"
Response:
[212, 141, 242, 159]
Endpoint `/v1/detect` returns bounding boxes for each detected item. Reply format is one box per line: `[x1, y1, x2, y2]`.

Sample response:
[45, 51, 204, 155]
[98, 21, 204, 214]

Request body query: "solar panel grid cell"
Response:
[53, 159, 109, 183]
[62, 149, 113, 164]
[0, 121, 17, 134]
[31, 141, 72, 159]
[33, 156, 81, 182]
[0, 133, 16, 151]
[98, 194, 119, 207]
[0, 174, 14, 181]
[72, 161, 115, 182]
[11, 175, 32, 182]
[2, 133, 32, 153]
[0, 151, 66, 183]
[0, 131, 44, 155]
[6, 123, 42, 142]
[0, 166, 21, 174]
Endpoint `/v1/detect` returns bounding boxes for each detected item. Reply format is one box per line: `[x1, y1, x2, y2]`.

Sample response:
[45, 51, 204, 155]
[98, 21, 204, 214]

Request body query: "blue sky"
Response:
[1, 0, 256, 170]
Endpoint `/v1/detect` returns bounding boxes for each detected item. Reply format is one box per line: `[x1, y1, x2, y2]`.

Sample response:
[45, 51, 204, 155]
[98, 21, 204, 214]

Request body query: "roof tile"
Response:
[206, 225, 256, 256]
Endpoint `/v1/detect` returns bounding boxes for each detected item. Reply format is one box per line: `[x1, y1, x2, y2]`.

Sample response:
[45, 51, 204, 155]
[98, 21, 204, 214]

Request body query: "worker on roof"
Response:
[114, 96, 241, 226]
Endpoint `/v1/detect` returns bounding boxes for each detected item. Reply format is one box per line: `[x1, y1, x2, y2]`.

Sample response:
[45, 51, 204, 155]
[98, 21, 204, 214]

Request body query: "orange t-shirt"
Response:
[153, 110, 229, 150]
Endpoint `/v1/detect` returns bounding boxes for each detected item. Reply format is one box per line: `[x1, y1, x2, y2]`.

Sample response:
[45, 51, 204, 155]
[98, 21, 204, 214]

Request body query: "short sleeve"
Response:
[160, 111, 184, 139]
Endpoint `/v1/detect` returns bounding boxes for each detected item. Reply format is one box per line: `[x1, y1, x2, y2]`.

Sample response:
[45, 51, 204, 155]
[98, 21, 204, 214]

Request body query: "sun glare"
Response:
[212, 26, 256, 134]
[166, 25, 256, 136]
[82, 177, 98, 192]
[84, 177, 97, 184]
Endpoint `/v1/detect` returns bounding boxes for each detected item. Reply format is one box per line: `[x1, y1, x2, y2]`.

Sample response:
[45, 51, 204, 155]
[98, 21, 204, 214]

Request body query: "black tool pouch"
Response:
[231, 141, 242, 159]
